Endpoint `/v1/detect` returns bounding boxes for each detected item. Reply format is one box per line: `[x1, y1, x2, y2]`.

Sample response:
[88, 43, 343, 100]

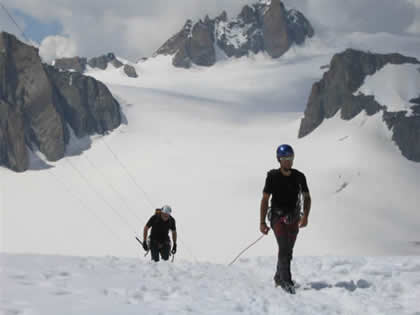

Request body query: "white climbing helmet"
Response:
[161, 205, 172, 215]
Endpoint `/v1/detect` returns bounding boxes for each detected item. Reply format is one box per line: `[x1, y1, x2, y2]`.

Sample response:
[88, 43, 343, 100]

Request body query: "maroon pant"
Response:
[271, 215, 299, 283]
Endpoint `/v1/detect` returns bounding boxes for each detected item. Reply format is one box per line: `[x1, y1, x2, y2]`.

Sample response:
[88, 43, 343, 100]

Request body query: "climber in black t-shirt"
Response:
[142, 205, 177, 262]
[260, 144, 311, 294]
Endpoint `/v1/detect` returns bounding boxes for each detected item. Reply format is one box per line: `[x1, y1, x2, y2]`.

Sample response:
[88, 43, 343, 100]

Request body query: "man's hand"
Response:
[260, 222, 270, 234]
[171, 243, 177, 255]
[142, 241, 148, 251]
[299, 215, 308, 228]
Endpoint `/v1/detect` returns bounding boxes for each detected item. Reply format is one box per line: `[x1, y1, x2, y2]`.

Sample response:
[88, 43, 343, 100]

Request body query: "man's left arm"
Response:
[171, 230, 177, 254]
[172, 230, 177, 244]
[299, 192, 311, 228]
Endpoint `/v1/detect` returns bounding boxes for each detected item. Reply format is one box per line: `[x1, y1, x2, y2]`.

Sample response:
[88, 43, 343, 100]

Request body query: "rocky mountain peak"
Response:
[155, 0, 314, 68]
[217, 10, 228, 22]
[0, 32, 122, 172]
[54, 52, 137, 78]
[299, 49, 420, 162]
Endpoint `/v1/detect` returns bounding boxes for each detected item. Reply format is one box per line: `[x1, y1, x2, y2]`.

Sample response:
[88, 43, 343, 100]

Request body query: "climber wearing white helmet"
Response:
[142, 205, 177, 262]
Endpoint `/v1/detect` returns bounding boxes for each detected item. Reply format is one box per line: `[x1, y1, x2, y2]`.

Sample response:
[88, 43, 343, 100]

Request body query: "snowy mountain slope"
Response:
[355, 63, 420, 115]
[1, 31, 420, 262]
[1, 254, 420, 315]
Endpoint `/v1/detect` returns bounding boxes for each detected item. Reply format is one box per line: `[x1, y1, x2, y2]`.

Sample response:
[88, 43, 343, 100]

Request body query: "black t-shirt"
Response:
[146, 214, 176, 242]
[263, 168, 309, 213]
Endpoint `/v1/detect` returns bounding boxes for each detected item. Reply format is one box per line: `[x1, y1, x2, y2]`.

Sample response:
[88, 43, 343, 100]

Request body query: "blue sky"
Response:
[11, 8, 62, 43]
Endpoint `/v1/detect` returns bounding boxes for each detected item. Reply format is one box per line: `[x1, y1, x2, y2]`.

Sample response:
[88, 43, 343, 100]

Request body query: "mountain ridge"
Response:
[154, 0, 314, 68]
[0, 32, 122, 172]
[298, 48, 420, 162]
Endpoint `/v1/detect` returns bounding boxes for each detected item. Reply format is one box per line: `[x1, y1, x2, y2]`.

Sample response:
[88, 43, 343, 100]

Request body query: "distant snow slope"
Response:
[355, 63, 420, 115]
[1, 31, 420, 262]
[1, 254, 419, 315]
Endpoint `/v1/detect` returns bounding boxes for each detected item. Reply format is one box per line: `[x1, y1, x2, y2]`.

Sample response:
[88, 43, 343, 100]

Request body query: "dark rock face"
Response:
[298, 48, 420, 162]
[262, 0, 290, 58]
[45, 65, 121, 138]
[410, 97, 420, 106]
[166, 19, 215, 68]
[0, 32, 67, 171]
[155, 0, 314, 68]
[156, 20, 193, 57]
[0, 32, 121, 172]
[123, 64, 138, 78]
[188, 21, 215, 66]
[173, 45, 192, 68]
[88, 52, 118, 70]
[286, 9, 314, 45]
[383, 111, 420, 162]
[215, 6, 263, 58]
[55, 52, 126, 72]
[111, 58, 124, 68]
[411, 104, 420, 115]
[0, 100, 28, 171]
[54, 56, 87, 73]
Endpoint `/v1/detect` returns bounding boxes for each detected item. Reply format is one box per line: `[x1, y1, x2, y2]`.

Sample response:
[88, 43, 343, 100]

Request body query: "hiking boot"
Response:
[275, 279, 296, 294]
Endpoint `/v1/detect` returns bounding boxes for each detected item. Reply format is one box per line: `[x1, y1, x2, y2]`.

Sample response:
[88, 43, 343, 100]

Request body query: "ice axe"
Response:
[135, 236, 149, 257]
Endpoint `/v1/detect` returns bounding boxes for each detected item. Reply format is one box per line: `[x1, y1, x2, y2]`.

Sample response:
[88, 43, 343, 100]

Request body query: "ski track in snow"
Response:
[1, 254, 420, 315]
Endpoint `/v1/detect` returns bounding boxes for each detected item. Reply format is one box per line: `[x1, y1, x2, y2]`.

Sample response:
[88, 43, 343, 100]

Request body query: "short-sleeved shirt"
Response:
[263, 168, 309, 213]
[146, 214, 176, 242]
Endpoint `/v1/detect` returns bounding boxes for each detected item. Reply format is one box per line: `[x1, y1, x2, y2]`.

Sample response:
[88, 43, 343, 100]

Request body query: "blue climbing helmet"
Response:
[276, 144, 294, 158]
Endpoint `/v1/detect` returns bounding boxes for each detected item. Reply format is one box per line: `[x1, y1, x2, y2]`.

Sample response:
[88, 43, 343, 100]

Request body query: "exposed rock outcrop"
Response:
[155, 0, 314, 68]
[55, 52, 137, 77]
[88, 52, 121, 70]
[298, 49, 420, 162]
[383, 111, 420, 162]
[0, 32, 121, 172]
[187, 20, 215, 67]
[45, 65, 121, 138]
[123, 64, 138, 78]
[262, 0, 290, 58]
[54, 56, 87, 73]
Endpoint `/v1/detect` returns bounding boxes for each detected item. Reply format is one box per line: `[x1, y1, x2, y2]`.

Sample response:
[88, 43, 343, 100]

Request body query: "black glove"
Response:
[171, 243, 177, 255]
[142, 241, 148, 251]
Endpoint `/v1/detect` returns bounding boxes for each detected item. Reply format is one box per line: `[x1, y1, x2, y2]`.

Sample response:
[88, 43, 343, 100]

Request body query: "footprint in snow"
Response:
[301, 279, 371, 291]
[336, 182, 349, 193]
[0, 308, 21, 315]
[9, 274, 26, 280]
[52, 290, 72, 296]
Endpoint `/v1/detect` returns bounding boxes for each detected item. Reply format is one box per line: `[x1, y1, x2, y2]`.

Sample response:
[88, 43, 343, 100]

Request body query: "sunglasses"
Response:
[278, 156, 294, 161]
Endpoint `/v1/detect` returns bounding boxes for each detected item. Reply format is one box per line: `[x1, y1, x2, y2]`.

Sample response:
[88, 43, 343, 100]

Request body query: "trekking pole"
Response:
[135, 236, 149, 257]
[171, 253, 175, 263]
[228, 235, 266, 266]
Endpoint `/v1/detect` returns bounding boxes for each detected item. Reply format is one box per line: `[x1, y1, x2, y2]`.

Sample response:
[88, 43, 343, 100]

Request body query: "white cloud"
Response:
[283, 0, 418, 34]
[406, 0, 420, 34]
[39, 35, 77, 63]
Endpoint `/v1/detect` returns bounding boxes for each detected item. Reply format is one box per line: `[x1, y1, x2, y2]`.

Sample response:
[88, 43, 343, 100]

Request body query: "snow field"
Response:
[1, 254, 420, 315]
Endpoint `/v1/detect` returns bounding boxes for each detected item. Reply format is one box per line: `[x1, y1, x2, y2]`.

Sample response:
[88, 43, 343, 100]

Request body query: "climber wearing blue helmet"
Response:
[260, 144, 311, 294]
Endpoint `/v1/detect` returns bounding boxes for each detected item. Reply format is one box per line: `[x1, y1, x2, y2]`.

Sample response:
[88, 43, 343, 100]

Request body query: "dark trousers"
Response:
[271, 214, 299, 283]
[150, 240, 170, 262]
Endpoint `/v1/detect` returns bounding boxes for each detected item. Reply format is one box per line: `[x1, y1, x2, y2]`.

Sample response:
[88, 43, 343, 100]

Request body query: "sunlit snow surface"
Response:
[355, 63, 420, 115]
[1, 254, 420, 315]
[1, 31, 420, 263]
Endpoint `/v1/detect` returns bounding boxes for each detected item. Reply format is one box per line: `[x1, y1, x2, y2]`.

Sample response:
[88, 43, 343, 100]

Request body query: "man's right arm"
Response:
[143, 225, 150, 242]
[260, 193, 270, 234]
